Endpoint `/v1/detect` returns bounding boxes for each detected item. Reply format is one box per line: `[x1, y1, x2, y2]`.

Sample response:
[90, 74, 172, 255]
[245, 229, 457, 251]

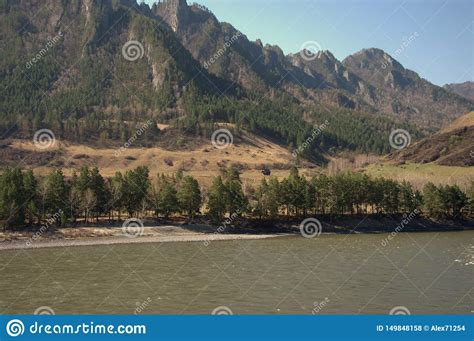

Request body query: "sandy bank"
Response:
[0, 225, 284, 251]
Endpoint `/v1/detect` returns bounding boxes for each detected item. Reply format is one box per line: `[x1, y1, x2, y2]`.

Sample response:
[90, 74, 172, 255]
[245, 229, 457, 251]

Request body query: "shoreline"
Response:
[1, 216, 473, 251]
[0, 229, 285, 251]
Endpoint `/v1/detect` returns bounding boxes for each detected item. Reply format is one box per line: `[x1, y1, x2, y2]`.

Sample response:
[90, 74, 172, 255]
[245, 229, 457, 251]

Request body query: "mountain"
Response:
[153, 1, 473, 130]
[0, 0, 471, 163]
[0, 0, 233, 117]
[342, 48, 474, 129]
[390, 111, 474, 166]
[444, 81, 474, 101]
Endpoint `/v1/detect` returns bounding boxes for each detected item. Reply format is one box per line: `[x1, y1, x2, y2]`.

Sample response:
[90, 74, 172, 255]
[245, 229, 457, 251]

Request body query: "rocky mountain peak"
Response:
[153, 0, 190, 33]
[343, 48, 404, 73]
[315, 50, 336, 61]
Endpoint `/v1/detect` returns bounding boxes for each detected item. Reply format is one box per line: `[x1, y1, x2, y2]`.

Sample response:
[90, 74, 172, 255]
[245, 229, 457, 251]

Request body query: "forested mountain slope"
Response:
[0, 0, 470, 163]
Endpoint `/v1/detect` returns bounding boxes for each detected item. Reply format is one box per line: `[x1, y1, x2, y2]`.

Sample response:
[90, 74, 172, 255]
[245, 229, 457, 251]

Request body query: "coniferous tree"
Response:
[123, 166, 150, 217]
[0, 168, 26, 227]
[23, 169, 38, 225]
[68, 171, 82, 224]
[207, 176, 227, 221]
[89, 167, 109, 221]
[267, 177, 281, 219]
[442, 185, 467, 218]
[110, 172, 125, 220]
[44, 169, 67, 226]
[423, 183, 444, 219]
[254, 178, 269, 219]
[156, 177, 178, 219]
[177, 176, 202, 221]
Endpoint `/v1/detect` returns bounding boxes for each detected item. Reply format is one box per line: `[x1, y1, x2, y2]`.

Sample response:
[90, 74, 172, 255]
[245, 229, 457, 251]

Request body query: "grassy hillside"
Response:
[364, 162, 474, 190]
[1, 129, 321, 187]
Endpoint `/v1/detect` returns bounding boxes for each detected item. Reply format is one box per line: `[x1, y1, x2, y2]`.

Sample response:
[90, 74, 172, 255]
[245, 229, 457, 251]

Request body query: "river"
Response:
[0, 231, 472, 314]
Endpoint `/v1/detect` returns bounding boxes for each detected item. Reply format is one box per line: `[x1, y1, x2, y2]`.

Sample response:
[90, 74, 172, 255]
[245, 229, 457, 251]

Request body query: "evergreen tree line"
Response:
[0, 166, 473, 229]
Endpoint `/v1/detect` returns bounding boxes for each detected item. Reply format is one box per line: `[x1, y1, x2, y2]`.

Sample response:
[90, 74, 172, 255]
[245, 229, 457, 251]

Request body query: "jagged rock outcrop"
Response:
[153, 0, 190, 33]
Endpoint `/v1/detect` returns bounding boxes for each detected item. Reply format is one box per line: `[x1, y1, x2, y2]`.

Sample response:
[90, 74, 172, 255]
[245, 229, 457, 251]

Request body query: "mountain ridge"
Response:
[153, 0, 473, 129]
[0, 0, 471, 164]
[444, 81, 474, 101]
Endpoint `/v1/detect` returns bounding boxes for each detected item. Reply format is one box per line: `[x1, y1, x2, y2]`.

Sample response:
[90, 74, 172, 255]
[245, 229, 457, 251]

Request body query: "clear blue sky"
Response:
[148, 0, 473, 86]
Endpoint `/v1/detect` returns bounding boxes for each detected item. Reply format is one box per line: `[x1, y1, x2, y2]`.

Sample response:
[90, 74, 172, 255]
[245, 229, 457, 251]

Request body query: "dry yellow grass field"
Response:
[439, 111, 474, 133]
[8, 132, 320, 188]
[364, 162, 474, 190]
[6, 128, 472, 190]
